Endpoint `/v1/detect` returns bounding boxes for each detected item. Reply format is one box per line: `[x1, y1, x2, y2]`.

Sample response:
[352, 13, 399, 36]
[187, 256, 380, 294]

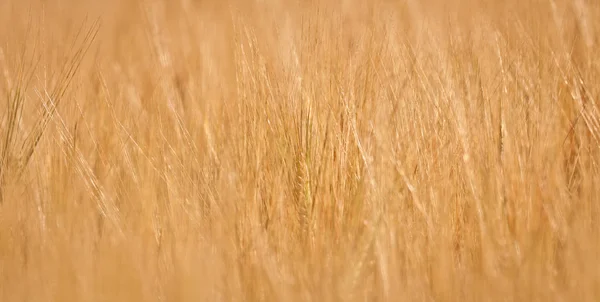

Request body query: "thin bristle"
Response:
[1, 0, 600, 301]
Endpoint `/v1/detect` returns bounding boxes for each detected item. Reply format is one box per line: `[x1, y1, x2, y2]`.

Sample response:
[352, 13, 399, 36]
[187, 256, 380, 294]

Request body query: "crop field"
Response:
[1, 0, 600, 301]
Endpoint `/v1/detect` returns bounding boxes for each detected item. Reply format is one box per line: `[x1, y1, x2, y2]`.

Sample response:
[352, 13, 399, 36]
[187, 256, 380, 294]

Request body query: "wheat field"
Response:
[0, 0, 599, 301]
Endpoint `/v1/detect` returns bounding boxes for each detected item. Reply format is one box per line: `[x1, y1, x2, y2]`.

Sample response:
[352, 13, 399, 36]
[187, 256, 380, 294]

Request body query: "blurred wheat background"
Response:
[1, 0, 599, 301]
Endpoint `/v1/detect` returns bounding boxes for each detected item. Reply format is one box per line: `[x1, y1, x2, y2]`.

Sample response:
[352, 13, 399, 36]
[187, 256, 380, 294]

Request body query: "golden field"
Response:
[1, 0, 600, 300]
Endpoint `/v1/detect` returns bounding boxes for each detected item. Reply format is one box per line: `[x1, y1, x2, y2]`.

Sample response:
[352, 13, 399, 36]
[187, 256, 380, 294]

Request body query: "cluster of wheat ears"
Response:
[0, 0, 599, 301]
